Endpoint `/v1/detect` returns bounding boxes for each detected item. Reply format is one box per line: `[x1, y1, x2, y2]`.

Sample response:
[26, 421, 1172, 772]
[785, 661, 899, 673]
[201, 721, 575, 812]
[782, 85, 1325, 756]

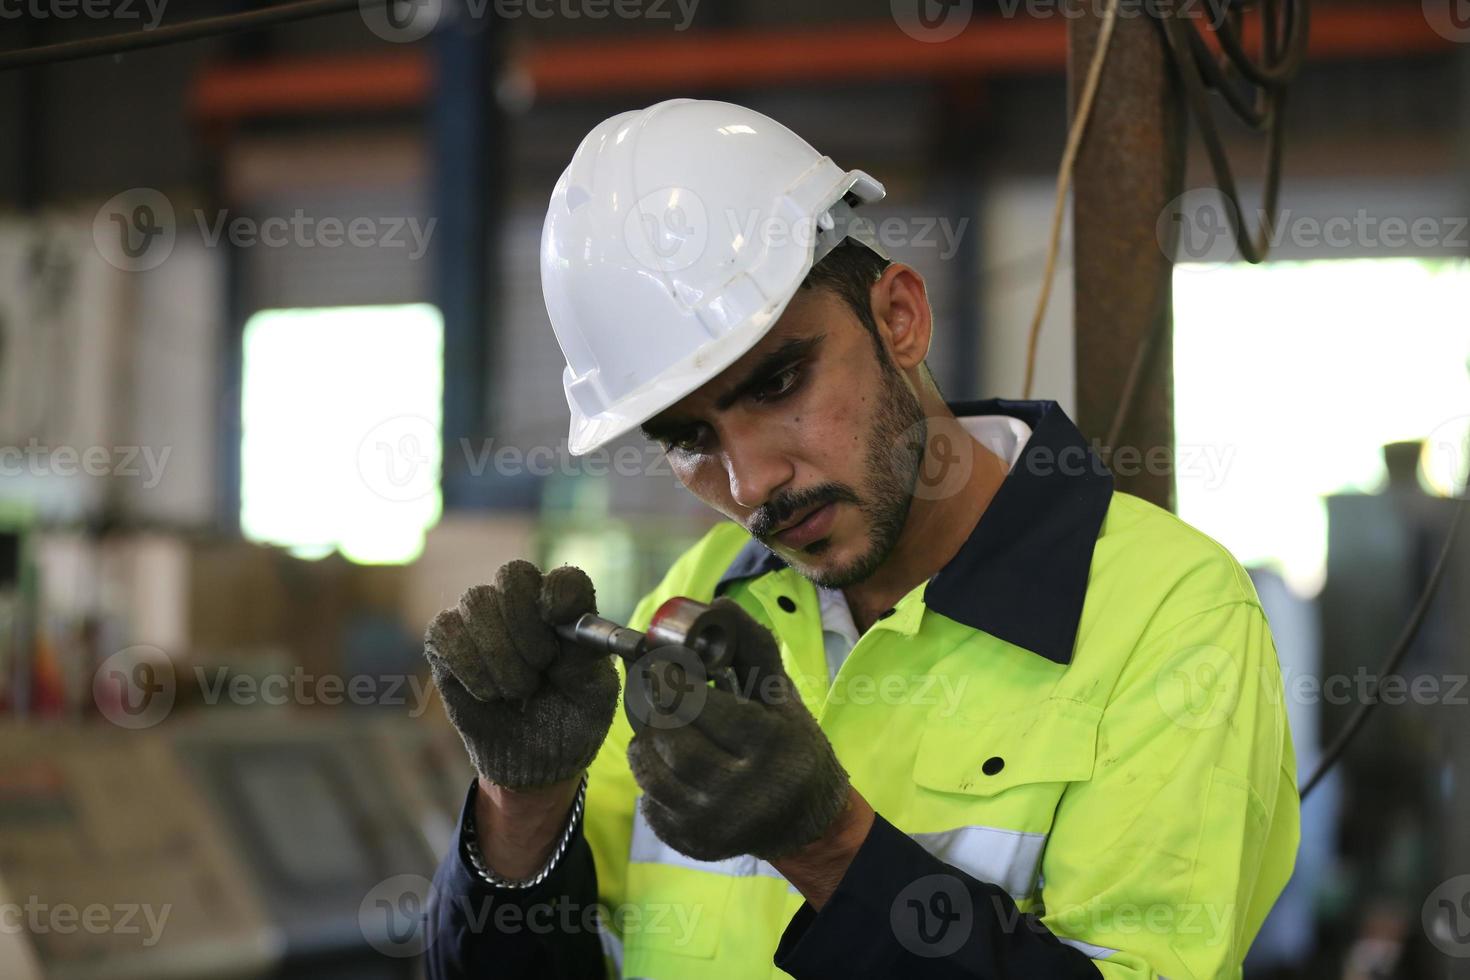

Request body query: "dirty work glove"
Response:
[424, 559, 619, 789]
[626, 597, 850, 863]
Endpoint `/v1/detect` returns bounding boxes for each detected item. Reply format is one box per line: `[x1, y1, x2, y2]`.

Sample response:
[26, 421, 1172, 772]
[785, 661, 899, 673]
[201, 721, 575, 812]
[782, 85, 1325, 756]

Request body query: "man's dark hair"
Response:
[801, 238, 941, 395]
[799, 240, 891, 341]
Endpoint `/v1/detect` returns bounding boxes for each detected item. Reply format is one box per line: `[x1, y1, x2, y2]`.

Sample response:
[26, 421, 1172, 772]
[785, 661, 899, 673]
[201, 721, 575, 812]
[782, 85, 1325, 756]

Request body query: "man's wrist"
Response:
[470, 773, 585, 883]
[770, 787, 876, 911]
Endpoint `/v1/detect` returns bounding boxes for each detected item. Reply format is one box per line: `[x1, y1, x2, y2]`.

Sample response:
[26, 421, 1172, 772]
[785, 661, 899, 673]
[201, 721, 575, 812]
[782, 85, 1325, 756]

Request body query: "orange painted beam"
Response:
[190, 7, 1457, 122]
[523, 18, 1069, 97]
[192, 51, 429, 119]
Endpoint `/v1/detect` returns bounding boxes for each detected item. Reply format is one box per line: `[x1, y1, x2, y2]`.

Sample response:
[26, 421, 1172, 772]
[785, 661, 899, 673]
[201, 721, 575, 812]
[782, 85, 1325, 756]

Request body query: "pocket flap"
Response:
[913, 698, 1102, 796]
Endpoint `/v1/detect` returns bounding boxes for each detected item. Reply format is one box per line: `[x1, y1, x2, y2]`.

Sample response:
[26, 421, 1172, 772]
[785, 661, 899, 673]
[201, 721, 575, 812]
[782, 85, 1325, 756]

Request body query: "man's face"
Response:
[642, 286, 927, 589]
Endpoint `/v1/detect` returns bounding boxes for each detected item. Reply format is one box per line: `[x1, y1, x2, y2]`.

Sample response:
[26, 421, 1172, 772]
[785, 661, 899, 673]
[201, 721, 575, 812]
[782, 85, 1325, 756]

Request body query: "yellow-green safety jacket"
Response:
[427, 398, 1300, 980]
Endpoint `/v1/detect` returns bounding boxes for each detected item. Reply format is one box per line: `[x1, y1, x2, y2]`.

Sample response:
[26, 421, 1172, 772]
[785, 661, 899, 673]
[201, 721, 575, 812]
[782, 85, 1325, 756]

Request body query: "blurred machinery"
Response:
[0, 714, 471, 980]
[0, 2, 1466, 979]
[1317, 443, 1469, 977]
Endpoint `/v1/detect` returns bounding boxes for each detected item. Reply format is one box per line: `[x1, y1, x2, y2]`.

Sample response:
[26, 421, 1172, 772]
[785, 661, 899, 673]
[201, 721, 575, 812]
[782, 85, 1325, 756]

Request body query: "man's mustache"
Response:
[747, 483, 860, 540]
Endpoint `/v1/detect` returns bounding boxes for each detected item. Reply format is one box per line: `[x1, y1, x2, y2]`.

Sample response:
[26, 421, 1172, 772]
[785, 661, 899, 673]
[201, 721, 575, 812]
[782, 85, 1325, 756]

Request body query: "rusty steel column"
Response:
[1067, 7, 1185, 513]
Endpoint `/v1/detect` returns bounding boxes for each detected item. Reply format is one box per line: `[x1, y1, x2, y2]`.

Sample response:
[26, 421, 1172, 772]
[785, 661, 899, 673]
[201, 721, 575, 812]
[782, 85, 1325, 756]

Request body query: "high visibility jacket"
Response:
[427, 399, 1300, 980]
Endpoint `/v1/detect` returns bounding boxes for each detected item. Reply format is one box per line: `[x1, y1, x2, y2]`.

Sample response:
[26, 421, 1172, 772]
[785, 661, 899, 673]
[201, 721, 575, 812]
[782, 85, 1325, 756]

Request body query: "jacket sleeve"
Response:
[421, 588, 673, 979]
[776, 599, 1299, 979]
[773, 810, 1104, 978]
[1033, 599, 1300, 978]
[421, 778, 607, 979]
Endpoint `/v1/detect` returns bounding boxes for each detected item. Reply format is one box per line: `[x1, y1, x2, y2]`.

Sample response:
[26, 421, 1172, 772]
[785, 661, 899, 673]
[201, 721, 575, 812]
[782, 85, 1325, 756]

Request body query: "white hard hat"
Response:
[541, 99, 887, 456]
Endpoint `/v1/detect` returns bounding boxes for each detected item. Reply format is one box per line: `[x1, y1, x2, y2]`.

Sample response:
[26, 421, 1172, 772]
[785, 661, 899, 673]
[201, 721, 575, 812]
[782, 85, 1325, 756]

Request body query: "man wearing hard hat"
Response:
[420, 100, 1299, 979]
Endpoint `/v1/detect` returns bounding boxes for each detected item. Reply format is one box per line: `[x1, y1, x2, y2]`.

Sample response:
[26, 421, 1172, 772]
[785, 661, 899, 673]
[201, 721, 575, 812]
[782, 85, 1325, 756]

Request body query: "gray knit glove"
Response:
[626, 598, 850, 863]
[424, 560, 619, 789]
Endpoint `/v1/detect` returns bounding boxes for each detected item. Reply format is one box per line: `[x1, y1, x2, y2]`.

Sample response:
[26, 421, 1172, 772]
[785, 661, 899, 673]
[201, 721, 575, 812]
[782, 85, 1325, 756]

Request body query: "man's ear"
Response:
[869, 263, 932, 371]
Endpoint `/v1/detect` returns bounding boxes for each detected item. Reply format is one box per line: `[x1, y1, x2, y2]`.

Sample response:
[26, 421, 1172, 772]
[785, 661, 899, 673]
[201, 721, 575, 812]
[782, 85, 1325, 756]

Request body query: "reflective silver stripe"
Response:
[598, 919, 624, 972]
[629, 806, 787, 883]
[629, 803, 1046, 900]
[910, 824, 1046, 900]
[1057, 936, 1120, 960]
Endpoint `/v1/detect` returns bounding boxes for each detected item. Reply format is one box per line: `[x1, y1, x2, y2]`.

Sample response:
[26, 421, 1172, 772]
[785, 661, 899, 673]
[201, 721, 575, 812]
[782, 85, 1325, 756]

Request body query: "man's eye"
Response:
[668, 426, 709, 454]
[752, 364, 801, 403]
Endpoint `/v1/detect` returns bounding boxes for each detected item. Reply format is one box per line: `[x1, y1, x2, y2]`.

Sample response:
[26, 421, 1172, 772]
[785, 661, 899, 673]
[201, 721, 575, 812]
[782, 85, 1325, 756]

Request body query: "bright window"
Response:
[240, 304, 443, 564]
[1173, 258, 1470, 596]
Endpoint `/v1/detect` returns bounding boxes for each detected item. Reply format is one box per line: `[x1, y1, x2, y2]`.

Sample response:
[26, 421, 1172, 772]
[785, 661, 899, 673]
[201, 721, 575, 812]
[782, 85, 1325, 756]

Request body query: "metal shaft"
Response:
[556, 614, 647, 664]
[555, 599, 737, 675]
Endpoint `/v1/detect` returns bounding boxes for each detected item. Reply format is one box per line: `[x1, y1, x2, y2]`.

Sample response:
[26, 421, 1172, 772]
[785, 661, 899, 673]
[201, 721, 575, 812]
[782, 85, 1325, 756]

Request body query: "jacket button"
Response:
[777, 596, 797, 613]
[982, 756, 1005, 776]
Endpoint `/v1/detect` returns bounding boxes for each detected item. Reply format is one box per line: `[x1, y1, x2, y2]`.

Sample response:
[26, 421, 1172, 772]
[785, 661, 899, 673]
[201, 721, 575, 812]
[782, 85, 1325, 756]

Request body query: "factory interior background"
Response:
[1, 0, 1469, 977]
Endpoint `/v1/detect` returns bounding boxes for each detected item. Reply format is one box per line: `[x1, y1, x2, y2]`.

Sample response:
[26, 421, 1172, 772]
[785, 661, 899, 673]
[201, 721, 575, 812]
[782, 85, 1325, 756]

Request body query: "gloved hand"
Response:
[626, 597, 850, 863]
[424, 559, 619, 789]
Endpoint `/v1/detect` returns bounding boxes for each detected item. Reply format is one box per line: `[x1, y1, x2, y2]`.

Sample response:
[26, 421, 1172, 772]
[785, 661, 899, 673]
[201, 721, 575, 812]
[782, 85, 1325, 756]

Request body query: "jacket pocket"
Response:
[912, 697, 1102, 797]
[906, 698, 1104, 902]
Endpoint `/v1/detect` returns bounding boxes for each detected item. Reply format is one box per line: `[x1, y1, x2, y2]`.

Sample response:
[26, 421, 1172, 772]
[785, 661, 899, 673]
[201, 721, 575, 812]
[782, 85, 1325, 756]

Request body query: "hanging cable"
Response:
[1022, 0, 1311, 399]
[1154, 0, 1310, 264]
[0, 0, 387, 73]
[1299, 490, 1466, 799]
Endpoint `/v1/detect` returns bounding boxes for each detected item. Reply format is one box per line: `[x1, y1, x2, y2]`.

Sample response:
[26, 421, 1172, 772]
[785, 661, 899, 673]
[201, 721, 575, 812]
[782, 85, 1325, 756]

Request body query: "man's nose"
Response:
[722, 431, 794, 512]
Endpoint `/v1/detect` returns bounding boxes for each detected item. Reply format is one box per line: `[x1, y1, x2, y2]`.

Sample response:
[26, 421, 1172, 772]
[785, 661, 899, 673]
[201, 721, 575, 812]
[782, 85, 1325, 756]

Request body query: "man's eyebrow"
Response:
[713, 335, 822, 412]
[640, 418, 679, 442]
[641, 334, 822, 443]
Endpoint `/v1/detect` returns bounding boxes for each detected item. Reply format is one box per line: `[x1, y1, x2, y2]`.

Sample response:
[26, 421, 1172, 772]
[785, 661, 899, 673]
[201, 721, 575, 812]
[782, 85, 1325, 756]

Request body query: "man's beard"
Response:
[747, 351, 927, 590]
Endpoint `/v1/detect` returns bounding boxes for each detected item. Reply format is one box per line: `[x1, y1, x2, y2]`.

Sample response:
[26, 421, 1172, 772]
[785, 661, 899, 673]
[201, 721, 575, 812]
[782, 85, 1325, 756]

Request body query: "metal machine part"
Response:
[556, 597, 739, 675]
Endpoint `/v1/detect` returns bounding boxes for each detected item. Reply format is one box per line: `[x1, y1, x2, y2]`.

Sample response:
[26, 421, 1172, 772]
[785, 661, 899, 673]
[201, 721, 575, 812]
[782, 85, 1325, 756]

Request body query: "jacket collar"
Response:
[714, 398, 1114, 665]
